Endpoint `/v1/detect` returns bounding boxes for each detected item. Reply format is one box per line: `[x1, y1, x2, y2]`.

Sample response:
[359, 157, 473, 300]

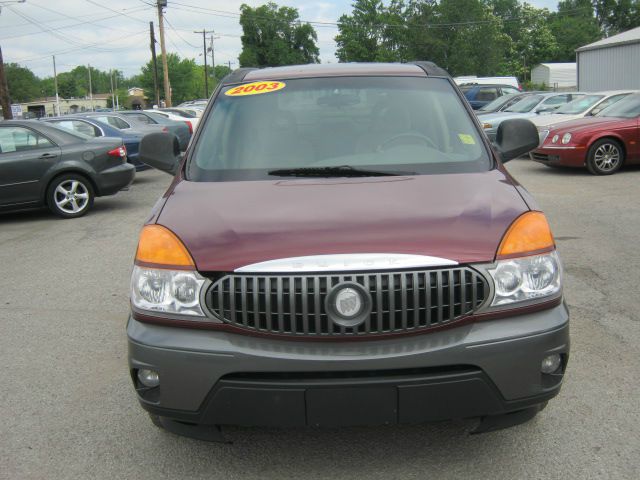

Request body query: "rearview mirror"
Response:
[139, 132, 181, 175]
[494, 118, 539, 163]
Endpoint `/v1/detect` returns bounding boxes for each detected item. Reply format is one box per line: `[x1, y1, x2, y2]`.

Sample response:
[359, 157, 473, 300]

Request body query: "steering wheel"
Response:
[379, 132, 438, 151]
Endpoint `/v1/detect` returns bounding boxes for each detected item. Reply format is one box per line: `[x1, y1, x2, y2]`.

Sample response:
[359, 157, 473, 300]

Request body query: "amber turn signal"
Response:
[497, 211, 555, 258]
[135, 225, 194, 267]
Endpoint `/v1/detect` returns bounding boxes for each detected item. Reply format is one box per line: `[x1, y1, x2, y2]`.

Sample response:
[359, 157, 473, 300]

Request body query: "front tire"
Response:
[47, 174, 94, 218]
[586, 139, 624, 175]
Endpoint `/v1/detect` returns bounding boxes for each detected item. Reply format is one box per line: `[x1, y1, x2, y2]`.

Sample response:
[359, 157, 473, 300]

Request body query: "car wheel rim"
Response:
[54, 180, 89, 214]
[594, 144, 620, 171]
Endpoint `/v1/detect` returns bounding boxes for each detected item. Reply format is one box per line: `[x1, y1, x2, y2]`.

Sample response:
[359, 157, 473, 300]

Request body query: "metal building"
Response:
[531, 63, 576, 90]
[576, 26, 640, 91]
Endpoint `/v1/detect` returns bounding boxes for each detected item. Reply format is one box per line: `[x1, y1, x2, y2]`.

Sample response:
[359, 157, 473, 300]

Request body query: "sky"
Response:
[0, 0, 560, 80]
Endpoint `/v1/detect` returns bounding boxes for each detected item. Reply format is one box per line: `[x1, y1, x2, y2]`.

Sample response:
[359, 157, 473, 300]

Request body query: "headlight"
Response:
[131, 266, 206, 316]
[488, 251, 561, 306]
[552, 134, 559, 143]
[538, 129, 549, 144]
[561, 133, 572, 144]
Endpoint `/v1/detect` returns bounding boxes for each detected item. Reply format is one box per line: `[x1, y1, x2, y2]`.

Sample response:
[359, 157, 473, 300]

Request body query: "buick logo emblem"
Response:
[335, 288, 362, 318]
[325, 282, 371, 327]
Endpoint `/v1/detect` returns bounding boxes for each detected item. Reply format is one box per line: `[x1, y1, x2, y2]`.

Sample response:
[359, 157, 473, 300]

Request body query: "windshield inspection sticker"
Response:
[458, 133, 476, 145]
[225, 81, 286, 97]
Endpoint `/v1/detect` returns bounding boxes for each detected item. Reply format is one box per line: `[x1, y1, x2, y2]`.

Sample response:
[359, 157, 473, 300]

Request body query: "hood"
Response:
[547, 116, 626, 135]
[156, 170, 529, 272]
[529, 113, 582, 128]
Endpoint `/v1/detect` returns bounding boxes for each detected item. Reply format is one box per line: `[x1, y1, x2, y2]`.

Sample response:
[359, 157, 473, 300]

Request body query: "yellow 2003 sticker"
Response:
[225, 81, 286, 97]
[458, 133, 476, 145]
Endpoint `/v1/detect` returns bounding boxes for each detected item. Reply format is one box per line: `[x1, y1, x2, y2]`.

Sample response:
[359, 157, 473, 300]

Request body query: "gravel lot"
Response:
[2, 160, 639, 479]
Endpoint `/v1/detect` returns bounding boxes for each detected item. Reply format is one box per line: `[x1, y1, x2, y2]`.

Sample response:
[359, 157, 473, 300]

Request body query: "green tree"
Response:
[238, 2, 320, 67]
[594, 0, 640, 35]
[336, 0, 390, 62]
[4, 63, 42, 102]
[549, 0, 601, 61]
[138, 53, 204, 105]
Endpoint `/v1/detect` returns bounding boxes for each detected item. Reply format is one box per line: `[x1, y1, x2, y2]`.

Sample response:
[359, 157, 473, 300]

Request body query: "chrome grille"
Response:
[205, 267, 489, 337]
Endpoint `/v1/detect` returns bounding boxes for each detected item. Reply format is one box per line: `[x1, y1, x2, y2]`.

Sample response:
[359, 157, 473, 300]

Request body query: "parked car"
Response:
[476, 92, 537, 115]
[530, 93, 640, 175]
[459, 83, 521, 110]
[527, 91, 635, 143]
[79, 112, 189, 152]
[118, 111, 191, 151]
[41, 116, 150, 171]
[481, 92, 585, 141]
[128, 62, 568, 441]
[144, 109, 199, 133]
[0, 120, 134, 218]
[454, 76, 520, 89]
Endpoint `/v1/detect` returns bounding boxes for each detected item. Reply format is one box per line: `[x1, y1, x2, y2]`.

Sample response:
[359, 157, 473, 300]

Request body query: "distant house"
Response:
[531, 63, 576, 90]
[128, 87, 145, 97]
[12, 94, 110, 118]
[576, 26, 640, 91]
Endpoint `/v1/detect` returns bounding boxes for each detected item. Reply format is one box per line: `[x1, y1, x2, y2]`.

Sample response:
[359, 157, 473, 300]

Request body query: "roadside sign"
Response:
[11, 104, 22, 118]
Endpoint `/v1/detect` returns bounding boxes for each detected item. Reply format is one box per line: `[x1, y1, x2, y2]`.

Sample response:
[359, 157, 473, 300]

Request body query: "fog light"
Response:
[541, 354, 561, 374]
[137, 369, 160, 388]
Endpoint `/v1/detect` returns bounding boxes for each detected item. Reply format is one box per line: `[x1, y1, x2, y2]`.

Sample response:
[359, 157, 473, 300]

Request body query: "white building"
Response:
[576, 26, 640, 91]
[530, 63, 577, 90]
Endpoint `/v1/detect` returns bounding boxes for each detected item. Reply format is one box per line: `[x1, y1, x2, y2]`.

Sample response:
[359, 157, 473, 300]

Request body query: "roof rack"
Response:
[220, 68, 257, 86]
[410, 61, 450, 77]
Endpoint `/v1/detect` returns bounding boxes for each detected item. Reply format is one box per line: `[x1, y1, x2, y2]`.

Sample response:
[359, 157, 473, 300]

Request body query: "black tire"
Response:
[148, 413, 164, 429]
[586, 138, 624, 175]
[46, 173, 95, 218]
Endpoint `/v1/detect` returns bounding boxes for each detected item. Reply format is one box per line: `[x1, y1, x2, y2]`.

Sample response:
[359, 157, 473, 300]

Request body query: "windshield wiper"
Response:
[268, 165, 415, 178]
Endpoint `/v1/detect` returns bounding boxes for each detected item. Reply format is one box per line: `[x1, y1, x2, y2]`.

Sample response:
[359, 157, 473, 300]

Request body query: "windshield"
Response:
[596, 95, 640, 118]
[187, 77, 491, 181]
[504, 95, 543, 112]
[555, 95, 604, 114]
[479, 94, 519, 112]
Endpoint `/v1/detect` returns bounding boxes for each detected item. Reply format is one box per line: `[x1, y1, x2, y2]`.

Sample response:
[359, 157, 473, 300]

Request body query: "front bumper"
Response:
[128, 302, 569, 427]
[530, 147, 586, 167]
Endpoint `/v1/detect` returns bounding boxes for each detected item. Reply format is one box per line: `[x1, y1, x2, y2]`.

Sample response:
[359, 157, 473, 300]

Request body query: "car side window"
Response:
[592, 95, 627, 115]
[502, 86, 519, 95]
[72, 120, 100, 137]
[0, 126, 53, 154]
[476, 87, 499, 101]
[96, 116, 130, 130]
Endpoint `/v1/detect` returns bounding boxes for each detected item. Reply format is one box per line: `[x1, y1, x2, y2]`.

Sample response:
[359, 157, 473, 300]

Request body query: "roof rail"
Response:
[220, 68, 257, 86]
[410, 61, 450, 77]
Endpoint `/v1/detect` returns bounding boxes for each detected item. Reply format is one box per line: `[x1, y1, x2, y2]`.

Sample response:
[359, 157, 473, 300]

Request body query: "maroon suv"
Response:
[129, 62, 569, 441]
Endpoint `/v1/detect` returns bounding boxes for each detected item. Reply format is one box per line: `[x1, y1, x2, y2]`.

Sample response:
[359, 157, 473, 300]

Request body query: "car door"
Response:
[0, 126, 61, 207]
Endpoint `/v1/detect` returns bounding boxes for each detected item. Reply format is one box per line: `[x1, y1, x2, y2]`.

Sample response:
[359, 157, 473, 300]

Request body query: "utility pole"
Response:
[52, 55, 60, 116]
[209, 35, 215, 79]
[194, 29, 214, 98]
[157, 0, 171, 107]
[0, 45, 12, 119]
[109, 69, 115, 111]
[87, 64, 94, 112]
[114, 70, 119, 110]
[149, 21, 160, 107]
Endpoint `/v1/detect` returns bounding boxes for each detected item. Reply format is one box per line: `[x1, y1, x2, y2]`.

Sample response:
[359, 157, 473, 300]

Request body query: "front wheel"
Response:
[586, 139, 624, 175]
[47, 174, 95, 218]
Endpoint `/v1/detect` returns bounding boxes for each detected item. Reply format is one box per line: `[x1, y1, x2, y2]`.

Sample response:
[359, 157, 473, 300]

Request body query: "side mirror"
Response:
[535, 106, 555, 114]
[139, 132, 181, 175]
[494, 118, 539, 163]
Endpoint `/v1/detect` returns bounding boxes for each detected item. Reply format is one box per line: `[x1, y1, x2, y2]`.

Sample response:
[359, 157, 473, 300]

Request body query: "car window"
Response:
[505, 95, 543, 112]
[555, 95, 604, 114]
[126, 113, 156, 124]
[502, 86, 519, 95]
[51, 120, 100, 137]
[95, 115, 130, 130]
[0, 126, 54, 154]
[189, 77, 491, 182]
[476, 87, 499, 102]
[590, 94, 629, 115]
[597, 94, 640, 118]
[541, 95, 570, 107]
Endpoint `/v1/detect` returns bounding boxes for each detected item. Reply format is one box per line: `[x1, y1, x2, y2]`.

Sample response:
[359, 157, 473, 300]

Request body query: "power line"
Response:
[84, 0, 149, 24]
[164, 15, 200, 49]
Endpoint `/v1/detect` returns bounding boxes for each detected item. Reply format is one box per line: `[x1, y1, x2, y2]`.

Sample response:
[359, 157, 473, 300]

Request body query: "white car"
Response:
[144, 109, 200, 132]
[529, 91, 636, 130]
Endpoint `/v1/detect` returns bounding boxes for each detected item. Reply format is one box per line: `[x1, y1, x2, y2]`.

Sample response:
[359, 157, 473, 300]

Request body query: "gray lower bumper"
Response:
[128, 302, 569, 424]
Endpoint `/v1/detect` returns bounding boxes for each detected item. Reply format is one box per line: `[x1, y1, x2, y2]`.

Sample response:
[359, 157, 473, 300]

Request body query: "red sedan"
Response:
[530, 94, 640, 175]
